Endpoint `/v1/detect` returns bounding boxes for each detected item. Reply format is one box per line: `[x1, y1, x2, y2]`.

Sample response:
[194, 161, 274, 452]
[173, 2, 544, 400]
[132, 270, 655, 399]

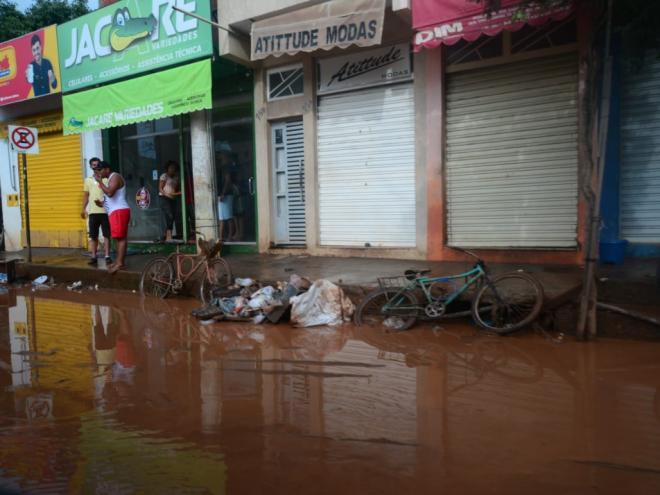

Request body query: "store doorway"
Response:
[213, 96, 257, 244]
[271, 119, 306, 246]
[119, 117, 193, 243]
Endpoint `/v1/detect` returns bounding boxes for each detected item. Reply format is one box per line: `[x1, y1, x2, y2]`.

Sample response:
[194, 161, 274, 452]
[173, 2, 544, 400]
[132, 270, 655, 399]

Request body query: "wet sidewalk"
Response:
[5, 247, 586, 297]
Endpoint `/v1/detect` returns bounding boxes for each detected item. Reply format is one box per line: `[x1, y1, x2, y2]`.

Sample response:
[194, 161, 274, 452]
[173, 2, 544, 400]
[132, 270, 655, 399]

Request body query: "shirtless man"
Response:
[94, 161, 130, 274]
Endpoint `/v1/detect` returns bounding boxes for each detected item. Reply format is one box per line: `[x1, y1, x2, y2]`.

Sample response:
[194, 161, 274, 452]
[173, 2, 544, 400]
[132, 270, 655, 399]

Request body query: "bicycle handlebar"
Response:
[190, 229, 207, 240]
[450, 246, 484, 265]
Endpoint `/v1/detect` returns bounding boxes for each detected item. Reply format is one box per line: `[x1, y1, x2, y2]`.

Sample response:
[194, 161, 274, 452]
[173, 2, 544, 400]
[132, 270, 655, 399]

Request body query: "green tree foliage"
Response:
[0, 0, 89, 43]
[24, 0, 89, 31]
[0, 0, 28, 42]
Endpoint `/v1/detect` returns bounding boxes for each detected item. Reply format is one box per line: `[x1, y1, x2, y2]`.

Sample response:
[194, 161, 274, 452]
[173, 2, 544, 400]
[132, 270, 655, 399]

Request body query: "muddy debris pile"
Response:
[192, 274, 355, 328]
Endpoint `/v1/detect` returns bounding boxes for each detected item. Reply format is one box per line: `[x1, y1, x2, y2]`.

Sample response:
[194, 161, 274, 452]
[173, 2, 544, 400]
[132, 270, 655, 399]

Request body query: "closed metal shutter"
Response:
[446, 54, 579, 248]
[285, 120, 306, 244]
[317, 83, 416, 247]
[621, 53, 660, 242]
[19, 132, 85, 247]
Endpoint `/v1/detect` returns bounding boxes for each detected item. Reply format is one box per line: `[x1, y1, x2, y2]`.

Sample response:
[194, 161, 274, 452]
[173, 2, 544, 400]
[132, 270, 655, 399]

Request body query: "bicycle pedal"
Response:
[425, 302, 446, 318]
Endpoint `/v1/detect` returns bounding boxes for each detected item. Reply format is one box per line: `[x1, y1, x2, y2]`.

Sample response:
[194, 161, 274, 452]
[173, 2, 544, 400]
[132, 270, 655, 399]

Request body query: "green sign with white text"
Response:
[57, 0, 211, 93]
[63, 58, 211, 134]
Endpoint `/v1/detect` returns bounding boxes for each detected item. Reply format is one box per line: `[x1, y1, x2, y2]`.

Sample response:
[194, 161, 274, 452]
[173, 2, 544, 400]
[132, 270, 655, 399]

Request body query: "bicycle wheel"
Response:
[355, 288, 419, 331]
[471, 272, 544, 334]
[200, 258, 232, 304]
[140, 257, 174, 299]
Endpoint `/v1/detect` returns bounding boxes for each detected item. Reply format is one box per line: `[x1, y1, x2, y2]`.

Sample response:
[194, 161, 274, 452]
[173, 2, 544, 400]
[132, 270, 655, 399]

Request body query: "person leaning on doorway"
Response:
[94, 161, 131, 274]
[81, 157, 112, 267]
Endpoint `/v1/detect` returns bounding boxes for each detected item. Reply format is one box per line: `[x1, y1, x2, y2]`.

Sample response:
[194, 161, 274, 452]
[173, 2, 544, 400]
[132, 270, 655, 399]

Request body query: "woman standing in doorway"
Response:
[159, 160, 182, 242]
[217, 143, 237, 241]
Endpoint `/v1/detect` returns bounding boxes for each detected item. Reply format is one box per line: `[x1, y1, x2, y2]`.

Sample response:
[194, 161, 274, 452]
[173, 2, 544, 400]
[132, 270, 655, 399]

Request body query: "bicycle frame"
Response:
[383, 264, 488, 315]
[166, 246, 209, 288]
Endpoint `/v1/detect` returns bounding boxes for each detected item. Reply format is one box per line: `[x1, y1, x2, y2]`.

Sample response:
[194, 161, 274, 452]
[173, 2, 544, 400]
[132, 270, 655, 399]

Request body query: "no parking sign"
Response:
[8, 125, 39, 154]
[9, 124, 40, 262]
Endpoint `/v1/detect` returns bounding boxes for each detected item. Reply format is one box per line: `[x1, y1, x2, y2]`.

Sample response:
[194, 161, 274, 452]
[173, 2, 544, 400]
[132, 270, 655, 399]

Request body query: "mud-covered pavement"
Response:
[1, 288, 660, 494]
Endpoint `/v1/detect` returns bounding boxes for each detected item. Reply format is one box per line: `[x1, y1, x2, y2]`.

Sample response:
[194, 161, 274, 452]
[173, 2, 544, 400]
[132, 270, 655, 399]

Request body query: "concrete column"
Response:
[81, 130, 104, 178]
[190, 110, 218, 241]
[301, 56, 319, 251]
[253, 67, 271, 252]
[0, 139, 22, 251]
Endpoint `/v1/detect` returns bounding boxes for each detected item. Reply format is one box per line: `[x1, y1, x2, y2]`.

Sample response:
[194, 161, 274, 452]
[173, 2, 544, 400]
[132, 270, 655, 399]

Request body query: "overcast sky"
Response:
[12, 0, 99, 13]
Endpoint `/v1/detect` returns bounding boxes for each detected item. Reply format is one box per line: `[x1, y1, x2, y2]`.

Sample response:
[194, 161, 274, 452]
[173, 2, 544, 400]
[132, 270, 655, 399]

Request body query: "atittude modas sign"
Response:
[317, 43, 412, 95]
[251, 0, 385, 61]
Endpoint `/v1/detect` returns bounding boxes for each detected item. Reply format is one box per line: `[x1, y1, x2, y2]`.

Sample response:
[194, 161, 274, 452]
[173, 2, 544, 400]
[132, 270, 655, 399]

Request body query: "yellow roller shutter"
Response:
[30, 298, 93, 400]
[19, 132, 86, 247]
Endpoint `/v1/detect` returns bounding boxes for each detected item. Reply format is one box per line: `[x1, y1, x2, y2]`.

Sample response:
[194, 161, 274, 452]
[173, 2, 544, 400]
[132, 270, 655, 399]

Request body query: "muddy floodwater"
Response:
[1, 288, 660, 494]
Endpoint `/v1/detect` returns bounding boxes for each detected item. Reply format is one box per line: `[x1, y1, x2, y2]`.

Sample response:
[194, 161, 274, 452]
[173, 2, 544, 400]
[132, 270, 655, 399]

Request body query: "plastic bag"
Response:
[290, 279, 354, 327]
[235, 277, 255, 287]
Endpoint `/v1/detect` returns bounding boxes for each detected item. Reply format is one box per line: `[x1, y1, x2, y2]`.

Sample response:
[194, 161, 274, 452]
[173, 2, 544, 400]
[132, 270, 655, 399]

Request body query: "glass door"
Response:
[212, 96, 256, 244]
[119, 117, 192, 242]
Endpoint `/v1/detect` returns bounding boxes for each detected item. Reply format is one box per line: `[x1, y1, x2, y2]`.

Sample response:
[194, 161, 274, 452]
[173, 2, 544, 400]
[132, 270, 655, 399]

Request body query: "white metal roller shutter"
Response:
[317, 83, 415, 247]
[285, 120, 306, 244]
[446, 54, 579, 248]
[621, 53, 660, 243]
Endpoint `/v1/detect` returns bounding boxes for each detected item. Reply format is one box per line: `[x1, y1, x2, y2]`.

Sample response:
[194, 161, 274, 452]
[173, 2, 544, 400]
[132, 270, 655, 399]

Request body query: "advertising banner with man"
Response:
[57, 0, 212, 93]
[0, 26, 61, 107]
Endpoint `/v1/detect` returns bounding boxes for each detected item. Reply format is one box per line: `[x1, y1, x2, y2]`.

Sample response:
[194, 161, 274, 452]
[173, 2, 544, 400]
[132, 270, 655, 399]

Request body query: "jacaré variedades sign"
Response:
[57, 0, 212, 93]
[318, 43, 412, 95]
[250, 0, 385, 61]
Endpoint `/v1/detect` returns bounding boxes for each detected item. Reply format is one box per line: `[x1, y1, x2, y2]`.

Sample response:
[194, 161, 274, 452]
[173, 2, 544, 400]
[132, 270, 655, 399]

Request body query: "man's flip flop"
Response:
[108, 264, 127, 274]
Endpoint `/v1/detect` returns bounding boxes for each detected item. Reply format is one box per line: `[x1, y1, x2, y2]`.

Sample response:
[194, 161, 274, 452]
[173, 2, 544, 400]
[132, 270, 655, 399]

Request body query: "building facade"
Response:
[413, 0, 589, 264]
[0, 26, 102, 251]
[217, 0, 428, 260]
[1, 0, 258, 254]
[217, 0, 601, 264]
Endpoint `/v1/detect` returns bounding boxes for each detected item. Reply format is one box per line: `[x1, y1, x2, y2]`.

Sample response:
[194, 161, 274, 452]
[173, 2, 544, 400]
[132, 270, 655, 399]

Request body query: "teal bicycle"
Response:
[355, 249, 544, 334]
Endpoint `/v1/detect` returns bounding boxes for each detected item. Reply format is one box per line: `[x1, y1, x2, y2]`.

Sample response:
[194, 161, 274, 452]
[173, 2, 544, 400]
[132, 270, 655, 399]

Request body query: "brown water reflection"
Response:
[1, 288, 660, 494]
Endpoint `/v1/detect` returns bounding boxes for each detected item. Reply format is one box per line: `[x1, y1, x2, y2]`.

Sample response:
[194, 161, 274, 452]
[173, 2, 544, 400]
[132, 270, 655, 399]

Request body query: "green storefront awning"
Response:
[63, 59, 211, 135]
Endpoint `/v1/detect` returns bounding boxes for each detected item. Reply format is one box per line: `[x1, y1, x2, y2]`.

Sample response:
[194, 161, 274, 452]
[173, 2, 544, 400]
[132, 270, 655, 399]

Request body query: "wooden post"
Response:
[577, 0, 614, 340]
[21, 153, 32, 263]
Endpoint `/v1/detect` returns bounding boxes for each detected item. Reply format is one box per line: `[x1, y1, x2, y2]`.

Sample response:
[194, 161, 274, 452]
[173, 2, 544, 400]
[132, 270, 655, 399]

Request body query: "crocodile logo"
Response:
[68, 117, 83, 128]
[109, 7, 157, 52]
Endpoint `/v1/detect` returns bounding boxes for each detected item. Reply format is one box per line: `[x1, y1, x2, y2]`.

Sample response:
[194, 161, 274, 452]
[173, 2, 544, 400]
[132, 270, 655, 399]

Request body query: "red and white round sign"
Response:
[8, 125, 39, 154]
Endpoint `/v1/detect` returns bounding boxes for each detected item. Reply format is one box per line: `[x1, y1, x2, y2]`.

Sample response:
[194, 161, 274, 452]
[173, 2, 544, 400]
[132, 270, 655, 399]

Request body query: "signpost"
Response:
[8, 125, 39, 262]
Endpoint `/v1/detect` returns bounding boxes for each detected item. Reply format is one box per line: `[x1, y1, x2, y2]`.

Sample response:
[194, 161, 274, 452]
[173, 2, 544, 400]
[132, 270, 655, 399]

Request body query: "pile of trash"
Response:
[192, 274, 355, 328]
[28, 275, 100, 292]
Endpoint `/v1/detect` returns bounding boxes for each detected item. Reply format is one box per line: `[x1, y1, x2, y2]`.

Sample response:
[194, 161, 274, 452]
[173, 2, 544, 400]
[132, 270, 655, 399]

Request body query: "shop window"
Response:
[120, 117, 177, 138]
[446, 17, 577, 67]
[212, 94, 256, 243]
[511, 17, 577, 54]
[446, 34, 503, 65]
[267, 64, 304, 101]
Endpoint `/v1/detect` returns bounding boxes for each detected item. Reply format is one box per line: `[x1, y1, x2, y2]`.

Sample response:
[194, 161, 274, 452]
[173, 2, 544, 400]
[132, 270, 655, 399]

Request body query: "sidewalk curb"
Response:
[16, 261, 376, 303]
[18, 262, 140, 291]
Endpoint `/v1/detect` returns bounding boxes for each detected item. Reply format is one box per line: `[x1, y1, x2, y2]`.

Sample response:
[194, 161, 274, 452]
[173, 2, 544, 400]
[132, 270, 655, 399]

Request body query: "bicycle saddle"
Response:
[405, 269, 431, 280]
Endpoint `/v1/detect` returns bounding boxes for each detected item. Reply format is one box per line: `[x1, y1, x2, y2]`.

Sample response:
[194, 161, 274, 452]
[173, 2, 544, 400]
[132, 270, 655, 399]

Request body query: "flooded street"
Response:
[1, 288, 660, 494]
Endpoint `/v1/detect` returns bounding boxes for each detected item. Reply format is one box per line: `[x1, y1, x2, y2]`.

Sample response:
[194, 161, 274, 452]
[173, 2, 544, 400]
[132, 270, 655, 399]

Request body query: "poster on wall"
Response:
[0, 26, 61, 107]
[57, 0, 212, 93]
[136, 187, 151, 209]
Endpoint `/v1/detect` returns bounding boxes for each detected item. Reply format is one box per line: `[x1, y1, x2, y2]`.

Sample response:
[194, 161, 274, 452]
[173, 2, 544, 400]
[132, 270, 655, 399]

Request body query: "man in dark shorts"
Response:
[81, 157, 111, 266]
